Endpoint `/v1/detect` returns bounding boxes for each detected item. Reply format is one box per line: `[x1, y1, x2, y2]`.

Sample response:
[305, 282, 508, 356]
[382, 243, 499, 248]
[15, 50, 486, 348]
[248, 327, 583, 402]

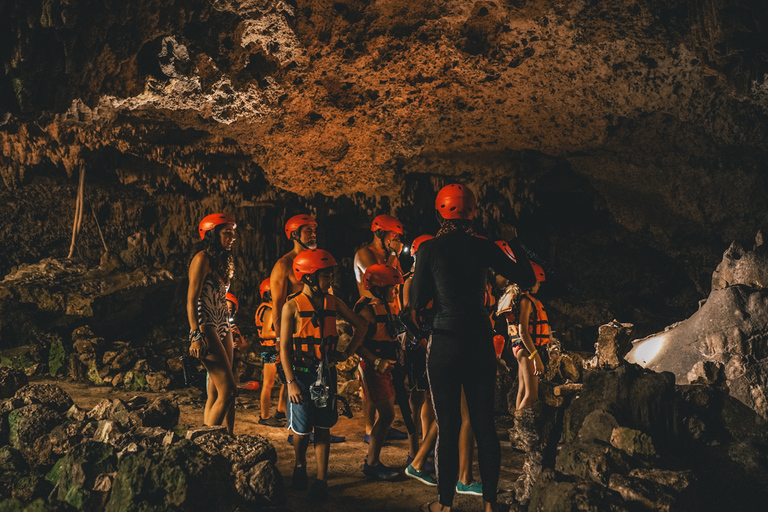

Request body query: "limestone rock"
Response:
[132, 396, 179, 429]
[528, 469, 629, 512]
[627, 284, 768, 419]
[7, 405, 62, 466]
[712, 236, 768, 291]
[185, 425, 228, 441]
[0, 367, 28, 399]
[11, 474, 54, 503]
[610, 426, 656, 458]
[105, 440, 238, 512]
[555, 437, 635, 486]
[594, 320, 634, 369]
[53, 441, 117, 511]
[145, 371, 171, 392]
[12, 384, 73, 413]
[578, 410, 620, 444]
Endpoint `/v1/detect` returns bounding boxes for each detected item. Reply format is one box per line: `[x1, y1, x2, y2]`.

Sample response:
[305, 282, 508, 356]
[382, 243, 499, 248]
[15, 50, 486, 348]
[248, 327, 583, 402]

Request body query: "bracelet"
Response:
[286, 379, 295, 385]
[189, 329, 204, 343]
[373, 357, 381, 371]
[528, 350, 538, 360]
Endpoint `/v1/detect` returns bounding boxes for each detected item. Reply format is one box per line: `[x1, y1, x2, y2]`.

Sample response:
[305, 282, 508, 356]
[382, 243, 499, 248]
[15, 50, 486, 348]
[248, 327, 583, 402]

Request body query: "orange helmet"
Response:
[198, 213, 236, 240]
[363, 264, 404, 290]
[410, 235, 434, 257]
[495, 240, 517, 262]
[531, 262, 546, 282]
[285, 214, 317, 240]
[293, 249, 337, 282]
[259, 278, 271, 300]
[371, 214, 403, 235]
[225, 292, 239, 312]
[435, 184, 476, 220]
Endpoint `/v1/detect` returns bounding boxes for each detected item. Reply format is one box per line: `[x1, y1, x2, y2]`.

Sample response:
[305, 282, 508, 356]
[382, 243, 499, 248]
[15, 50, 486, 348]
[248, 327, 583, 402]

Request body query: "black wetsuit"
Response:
[409, 231, 535, 506]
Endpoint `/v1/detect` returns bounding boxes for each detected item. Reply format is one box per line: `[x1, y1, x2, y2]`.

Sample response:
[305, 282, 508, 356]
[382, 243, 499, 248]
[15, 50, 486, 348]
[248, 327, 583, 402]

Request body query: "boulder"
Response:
[610, 426, 656, 458]
[627, 251, 768, 419]
[235, 460, 285, 506]
[711, 236, 768, 291]
[528, 469, 629, 512]
[193, 433, 277, 470]
[146, 372, 171, 392]
[12, 384, 73, 413]
[52, 441, 117, 511]
[7, 405, 62, 466]
[11, 474, 54, 503]
[0, 446, 28, 498]
[563, 364, 675, 448]
[578, 409, 620, 444]
[555, 437, 635, 486]
[185, 425, 228, 441]
[594, 320, 634, 369]
[105, 440, 239, 512]
[133, 396, 179, 429]
[0, 368, 28, 399]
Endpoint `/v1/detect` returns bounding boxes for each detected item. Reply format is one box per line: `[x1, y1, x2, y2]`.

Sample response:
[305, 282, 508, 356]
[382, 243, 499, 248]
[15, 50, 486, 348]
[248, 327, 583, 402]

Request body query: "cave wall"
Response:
[2, 0, 768, 346]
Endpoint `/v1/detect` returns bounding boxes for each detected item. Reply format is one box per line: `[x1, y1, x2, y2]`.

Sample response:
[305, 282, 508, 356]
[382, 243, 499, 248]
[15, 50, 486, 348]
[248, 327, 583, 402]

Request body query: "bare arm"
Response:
[279, 300, 302, 404]
[270, 259, 290, 336]
[261, 307, 276, 339]
[187, 253, 209, 358]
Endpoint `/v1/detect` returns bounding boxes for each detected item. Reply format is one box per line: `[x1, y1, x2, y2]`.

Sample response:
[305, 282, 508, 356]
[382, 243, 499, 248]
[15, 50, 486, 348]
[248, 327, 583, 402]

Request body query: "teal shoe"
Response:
[456, 480, 482, 496]
[405, 464, 437, 486]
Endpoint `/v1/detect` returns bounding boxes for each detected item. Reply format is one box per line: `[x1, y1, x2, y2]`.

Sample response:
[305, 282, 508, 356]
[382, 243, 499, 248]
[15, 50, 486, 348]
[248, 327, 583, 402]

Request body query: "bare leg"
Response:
[363, 400, 376, 436]
[409, 390, 426, 457]
[294, 432, 310, 467]
[367, 397, 395, 466]
[200, 326, 237, 434]
[458, 387, 476, 485]
[204, 375, 216, 424]
[223, 331, 236, 434]
[260, 362, 277, 419]
[421, 391, 435, 439]
[516, 350, 539, 409]
[411, 421, 437, 471]
[277, 384, 287, 414]
[314, 428, 331, 481]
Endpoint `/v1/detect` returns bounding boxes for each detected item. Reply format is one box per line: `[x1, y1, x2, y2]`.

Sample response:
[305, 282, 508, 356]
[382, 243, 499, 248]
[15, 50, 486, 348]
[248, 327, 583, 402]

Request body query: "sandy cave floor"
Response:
[43, 379, 526, 512]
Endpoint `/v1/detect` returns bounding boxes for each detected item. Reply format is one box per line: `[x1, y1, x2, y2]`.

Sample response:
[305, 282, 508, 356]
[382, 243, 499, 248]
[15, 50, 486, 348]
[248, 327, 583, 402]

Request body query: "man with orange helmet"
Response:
[280, 249, 368, 501]
[408, 184, 536, 512]
[353, 214, 408, 442]
[255, 278, 287, 427]
[187, 213, 238, 435]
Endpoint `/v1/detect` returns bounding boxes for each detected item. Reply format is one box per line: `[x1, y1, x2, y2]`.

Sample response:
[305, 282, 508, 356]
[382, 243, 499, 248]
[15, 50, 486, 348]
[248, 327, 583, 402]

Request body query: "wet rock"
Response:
[610, 426, 656, 458]
[7, 405, 62, 466]
[0, 367, 28, 399]
[146, 371, 171, 392]
[528, 469, 629, 512]
[12, 384, 73, 413]
[132, 396, 179, 429]
[105, 440, 238, 512]
[52, 441, 117, 511]
[594, 320, 634, 369]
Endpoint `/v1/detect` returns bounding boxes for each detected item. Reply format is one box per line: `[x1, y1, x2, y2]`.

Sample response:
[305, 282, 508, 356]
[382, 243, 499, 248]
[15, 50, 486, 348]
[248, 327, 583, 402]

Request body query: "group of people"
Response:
[185, 184, 552, 511]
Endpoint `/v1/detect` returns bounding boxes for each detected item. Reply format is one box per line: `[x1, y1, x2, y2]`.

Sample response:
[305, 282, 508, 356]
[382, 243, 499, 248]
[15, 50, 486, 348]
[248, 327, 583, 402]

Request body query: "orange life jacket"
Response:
[508, 293, 551, 346]
[354, 296, 398, 361]
[255, 302, 276, 346]
[291, 293, 338, 367]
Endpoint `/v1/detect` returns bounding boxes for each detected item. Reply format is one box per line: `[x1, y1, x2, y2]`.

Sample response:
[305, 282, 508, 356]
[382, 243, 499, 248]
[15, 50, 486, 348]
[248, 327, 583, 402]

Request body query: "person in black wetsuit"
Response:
[408, 184, 536, 512]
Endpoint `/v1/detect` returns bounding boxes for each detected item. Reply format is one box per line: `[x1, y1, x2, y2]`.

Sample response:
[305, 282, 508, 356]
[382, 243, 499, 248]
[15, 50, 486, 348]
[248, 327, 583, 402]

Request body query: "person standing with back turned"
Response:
[408, 185, 536, 512]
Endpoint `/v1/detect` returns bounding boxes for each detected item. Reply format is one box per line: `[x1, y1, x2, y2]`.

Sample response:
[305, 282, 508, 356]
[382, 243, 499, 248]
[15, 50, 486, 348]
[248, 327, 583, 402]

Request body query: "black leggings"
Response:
[428, 330, 500, 506]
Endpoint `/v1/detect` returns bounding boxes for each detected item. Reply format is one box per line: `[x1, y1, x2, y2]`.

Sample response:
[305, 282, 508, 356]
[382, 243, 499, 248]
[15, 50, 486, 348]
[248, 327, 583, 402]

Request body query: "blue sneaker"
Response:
[456, 481, 483, 496]
[362, 461, 399, 481]
[406, 455, 435, 474]
[405, 464, 437, 486]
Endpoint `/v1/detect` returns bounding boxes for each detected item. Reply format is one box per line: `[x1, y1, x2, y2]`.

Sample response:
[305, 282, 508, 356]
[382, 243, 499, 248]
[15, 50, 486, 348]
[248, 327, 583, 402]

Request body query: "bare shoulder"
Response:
[272, 253, 293, 274]
[190, 251, 210, 272]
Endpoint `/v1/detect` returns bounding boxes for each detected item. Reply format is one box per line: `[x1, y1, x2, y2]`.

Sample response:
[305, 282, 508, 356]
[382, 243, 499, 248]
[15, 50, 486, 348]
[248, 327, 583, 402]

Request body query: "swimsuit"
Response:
[198, 272, 230, 339]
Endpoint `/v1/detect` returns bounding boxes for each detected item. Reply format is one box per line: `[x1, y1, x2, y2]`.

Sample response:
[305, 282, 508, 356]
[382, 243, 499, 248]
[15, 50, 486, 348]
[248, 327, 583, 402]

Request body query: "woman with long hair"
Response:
[187, 213, 238, 434]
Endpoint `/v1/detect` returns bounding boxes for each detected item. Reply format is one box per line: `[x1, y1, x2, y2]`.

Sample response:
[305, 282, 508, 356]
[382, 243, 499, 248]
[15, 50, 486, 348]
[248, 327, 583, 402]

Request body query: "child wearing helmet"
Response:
[354, 264, 405, 481]
[187, 213, 238, 435]
[255, 279, 287, 427]
[498, 262, 549, 409]
[280, 249, 368, 501]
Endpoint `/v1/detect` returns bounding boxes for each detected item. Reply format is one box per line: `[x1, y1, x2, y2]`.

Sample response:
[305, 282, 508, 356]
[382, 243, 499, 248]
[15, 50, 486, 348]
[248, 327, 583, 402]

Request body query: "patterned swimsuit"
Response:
[198, 272, 230, 339]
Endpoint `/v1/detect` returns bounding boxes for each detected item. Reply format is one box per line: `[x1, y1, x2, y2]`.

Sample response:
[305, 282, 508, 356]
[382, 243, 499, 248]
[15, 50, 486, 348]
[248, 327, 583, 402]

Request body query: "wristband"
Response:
[189, 329, 204, 343]
[286, 378, 295, 385]
[373, 357, 381, 371]
[528, 350, 538, 360]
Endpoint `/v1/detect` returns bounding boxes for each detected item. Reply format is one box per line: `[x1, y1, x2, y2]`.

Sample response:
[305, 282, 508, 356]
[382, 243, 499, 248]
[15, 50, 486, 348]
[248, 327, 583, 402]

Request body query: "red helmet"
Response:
[225, 292, 239, 312]
[495, 240, 517, 262]
[363, 264, 404, 290]
[371, 214, 403, 235]
[259, 278, 271, 300]
[435, 184, 476, 220]
[285, 214, 317, 240]
[198, 213, 236, 240]
[531, 262, 546, 282]
[293, 249, 337, 281]
[410, 235, 434, 257]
